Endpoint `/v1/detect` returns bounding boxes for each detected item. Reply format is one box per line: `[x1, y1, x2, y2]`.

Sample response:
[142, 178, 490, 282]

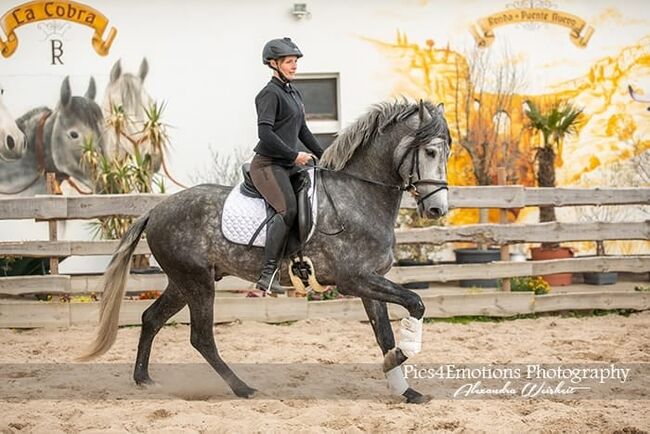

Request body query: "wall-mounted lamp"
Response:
[292, 3, 311, 20]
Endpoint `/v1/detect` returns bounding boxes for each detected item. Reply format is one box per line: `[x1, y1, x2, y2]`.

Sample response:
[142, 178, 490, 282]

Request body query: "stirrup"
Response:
[288, 256, 327, 295]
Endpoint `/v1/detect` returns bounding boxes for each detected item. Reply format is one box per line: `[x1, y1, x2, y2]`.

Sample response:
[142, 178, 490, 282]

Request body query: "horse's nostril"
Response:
[6, 135, 15, 150]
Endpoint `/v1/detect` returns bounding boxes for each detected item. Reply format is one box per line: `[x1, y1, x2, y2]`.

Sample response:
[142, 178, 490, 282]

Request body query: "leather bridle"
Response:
[394, 142, 449, 207]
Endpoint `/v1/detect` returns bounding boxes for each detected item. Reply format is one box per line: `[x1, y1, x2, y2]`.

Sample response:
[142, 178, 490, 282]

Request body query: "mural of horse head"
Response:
[103, 58, 161, 171]
[0, 85, 26, 162]
[0, 76, 105, 195]
[49, 76, 106, 188]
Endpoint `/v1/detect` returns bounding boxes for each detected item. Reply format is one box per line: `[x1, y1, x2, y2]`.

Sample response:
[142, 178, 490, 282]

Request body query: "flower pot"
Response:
[396, 258, 433, 289]
[510, 252, 527, 262]
[454, 248, 501, 288]
[530, 246, 574, 286]
[583, 271, 618, 285]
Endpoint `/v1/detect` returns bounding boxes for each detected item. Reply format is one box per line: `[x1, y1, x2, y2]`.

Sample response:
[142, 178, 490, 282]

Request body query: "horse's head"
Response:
[393, 101, 451, 219]
[102, 58, 157, 164]
[0, 86, 26, 161]
[50, 76, 105, 190]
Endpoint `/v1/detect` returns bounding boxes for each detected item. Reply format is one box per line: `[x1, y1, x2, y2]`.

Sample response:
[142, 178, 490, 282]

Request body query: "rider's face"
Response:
[273, 56, 298, 80]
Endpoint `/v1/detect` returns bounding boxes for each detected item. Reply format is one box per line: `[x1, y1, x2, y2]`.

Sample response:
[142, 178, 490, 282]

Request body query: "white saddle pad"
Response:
[221, 168, 317, 247]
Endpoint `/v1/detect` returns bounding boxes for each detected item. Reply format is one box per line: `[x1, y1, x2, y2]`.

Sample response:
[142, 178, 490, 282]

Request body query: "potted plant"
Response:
[573, 170, 627, 285]
[394, 209, 441, 289]
[524, 99, 583, 286]
[582, 240, 618, 285]
[82, 102, 168, 272]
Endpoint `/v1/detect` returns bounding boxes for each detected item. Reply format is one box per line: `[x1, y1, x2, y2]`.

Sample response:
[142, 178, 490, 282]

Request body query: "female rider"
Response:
[250, 37, 324, 292]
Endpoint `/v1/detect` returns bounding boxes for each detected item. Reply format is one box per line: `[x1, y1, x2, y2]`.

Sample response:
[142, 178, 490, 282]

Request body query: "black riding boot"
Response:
[256, 214, 290, 293]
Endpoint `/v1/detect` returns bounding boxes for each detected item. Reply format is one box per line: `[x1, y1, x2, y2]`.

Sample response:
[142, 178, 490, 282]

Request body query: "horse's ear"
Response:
[60, 76, 71, 107]
[139, 58, 149, 82]
[85, 77, 96, 100]
[436, 102, 445, 114]
[418, 99, 431, 123]
[110, 59, 122, 83]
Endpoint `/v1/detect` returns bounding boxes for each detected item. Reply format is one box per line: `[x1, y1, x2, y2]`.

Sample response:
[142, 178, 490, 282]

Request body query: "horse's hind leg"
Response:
[362, 298, 428, 404]
[134, 280, 187, 385]
[184, 271, 256, 399]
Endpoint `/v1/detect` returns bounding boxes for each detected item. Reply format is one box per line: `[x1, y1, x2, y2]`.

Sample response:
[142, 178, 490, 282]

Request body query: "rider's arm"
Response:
[298, 122, 324, 159]
[256, 91, 299, 162]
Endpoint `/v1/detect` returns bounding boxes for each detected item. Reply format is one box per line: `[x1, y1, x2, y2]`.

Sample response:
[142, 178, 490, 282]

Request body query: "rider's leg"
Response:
[249, 156, 298, 292]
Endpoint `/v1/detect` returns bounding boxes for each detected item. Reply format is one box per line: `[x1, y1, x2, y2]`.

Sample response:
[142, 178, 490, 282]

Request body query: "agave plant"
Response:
[82, 101, 169, 242]
[524, 100, 583, 224]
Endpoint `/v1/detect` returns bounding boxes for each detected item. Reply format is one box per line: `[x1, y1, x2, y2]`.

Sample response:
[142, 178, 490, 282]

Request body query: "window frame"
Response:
[293, 72, 340, 137]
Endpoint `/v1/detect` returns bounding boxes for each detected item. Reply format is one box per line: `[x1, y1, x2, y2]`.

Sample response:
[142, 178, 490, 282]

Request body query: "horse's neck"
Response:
[323, 145, 404, 227]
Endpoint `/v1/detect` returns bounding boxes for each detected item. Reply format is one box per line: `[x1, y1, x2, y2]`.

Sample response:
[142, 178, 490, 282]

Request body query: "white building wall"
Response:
[1, 0, 649, 271]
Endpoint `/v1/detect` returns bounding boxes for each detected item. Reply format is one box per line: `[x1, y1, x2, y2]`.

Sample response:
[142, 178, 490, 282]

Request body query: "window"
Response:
[293, 75, 339, 121]
[294, 73, 340, 151]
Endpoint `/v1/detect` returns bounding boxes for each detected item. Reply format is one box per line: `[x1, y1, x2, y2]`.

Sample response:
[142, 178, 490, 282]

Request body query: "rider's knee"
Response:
[281, 206, 297, 227]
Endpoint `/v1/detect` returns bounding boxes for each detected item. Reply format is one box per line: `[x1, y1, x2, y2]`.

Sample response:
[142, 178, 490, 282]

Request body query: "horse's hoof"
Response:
[403, 388, 429, 404]
[235, 386, 257, 399]
[134, 376, 155, 387]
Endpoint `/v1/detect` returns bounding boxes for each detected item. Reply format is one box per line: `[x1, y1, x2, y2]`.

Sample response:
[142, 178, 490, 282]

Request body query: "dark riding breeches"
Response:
[249, 154, 303, 226]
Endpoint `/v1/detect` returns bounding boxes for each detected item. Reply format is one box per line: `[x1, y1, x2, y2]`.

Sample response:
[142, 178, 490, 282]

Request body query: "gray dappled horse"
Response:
[0, 77, 104, 195]
[82, 100, 451, 403]
[0, 86, 25, 162]
[102, 58, 161, 172]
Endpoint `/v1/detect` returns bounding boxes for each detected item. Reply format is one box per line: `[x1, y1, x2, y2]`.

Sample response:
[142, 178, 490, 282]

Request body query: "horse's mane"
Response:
[320, 99, 445, 170]
[16, 106, 51, 130]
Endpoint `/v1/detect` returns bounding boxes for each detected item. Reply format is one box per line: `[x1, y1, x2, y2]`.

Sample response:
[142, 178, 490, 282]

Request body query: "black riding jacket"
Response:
[254, 77, 324, 167]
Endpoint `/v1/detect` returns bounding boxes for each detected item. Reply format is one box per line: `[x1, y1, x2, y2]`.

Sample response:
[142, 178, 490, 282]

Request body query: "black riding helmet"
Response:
[262, 37, 303, 65]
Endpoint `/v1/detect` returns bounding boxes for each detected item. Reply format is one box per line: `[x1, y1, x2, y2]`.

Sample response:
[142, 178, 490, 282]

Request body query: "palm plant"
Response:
[524, 100, 583, 224]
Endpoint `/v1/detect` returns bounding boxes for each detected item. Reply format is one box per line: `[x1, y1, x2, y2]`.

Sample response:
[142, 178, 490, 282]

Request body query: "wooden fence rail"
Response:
[2, 291, 649, 328]
[395, 221, 650, 245]
[1, 256, 647, 296]
[0, 187, 648, 220]
[1, 221, 648, 257]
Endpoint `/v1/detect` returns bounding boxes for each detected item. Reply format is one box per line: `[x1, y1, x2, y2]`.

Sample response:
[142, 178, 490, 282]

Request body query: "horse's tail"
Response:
[78, 212, 151, 361]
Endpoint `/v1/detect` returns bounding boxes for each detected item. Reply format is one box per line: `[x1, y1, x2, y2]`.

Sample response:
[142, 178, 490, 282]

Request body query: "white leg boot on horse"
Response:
[398, 316, 423, 358]
[256, 214, 289, 294]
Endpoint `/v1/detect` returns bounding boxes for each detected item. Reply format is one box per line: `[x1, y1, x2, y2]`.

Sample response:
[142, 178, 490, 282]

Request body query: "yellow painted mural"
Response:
[370, 17, 649, 254]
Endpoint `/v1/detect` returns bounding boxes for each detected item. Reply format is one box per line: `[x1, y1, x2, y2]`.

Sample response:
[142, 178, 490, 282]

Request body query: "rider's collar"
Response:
[271, 76, 295, 93]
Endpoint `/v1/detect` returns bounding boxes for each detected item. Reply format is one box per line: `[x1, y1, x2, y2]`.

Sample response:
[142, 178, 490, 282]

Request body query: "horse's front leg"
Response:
[361, 298, 427, 404]
[339, 272, 425, 359]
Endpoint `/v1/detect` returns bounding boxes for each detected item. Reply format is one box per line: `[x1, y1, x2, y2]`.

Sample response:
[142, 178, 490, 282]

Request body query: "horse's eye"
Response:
[69, 131, 79, 139]
[425, 148, 437, 158]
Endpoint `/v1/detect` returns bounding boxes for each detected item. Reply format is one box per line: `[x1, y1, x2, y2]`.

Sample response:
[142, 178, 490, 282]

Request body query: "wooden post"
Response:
[46, 173, 59, 275]
[498, 168, 510, 292]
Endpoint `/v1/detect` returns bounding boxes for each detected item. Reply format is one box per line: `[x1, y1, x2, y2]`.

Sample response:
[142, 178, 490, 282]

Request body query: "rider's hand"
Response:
[294, 152, 313, 166]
